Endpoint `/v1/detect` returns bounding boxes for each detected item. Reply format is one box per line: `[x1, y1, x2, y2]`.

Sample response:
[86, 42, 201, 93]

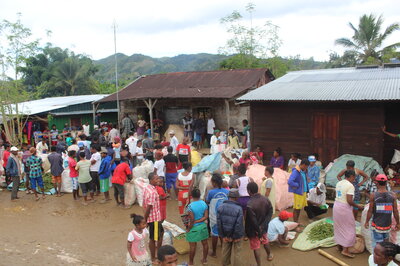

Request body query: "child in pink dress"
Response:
[126, 214, 151, 266]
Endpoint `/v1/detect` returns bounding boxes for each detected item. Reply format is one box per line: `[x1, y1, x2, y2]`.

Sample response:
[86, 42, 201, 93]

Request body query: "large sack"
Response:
[246, 165, 293, 211]
[134, 177, 149, 207]
[40, 154, 51, 173]
[361, 203, 373, 253]
[124, 181, 136, 206]
[60, 169, 73, 193]
[199, 172, 212, 200]
[173, 235, 190, 255]
[391, 149, 400, 164]
[348, 235, 365, 254]
[133, 160, 154, 179]
[325, 154, 383, 187]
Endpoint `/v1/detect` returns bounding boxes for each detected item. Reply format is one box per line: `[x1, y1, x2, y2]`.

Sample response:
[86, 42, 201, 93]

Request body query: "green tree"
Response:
[219, 2, 283, 72]
[335, 14, 400, 64]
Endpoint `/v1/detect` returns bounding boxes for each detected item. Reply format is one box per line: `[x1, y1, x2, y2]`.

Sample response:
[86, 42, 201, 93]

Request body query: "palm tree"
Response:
[54, 57, 83, 96]
[335, 14, 400, 64]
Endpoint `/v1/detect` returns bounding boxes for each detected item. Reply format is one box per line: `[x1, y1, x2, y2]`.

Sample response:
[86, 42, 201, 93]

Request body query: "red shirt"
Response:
[2, 150, 10, 168]
[156, 186, 167, 220]
[163, 154, 178, 173]
[111, 162, 131, 185]
[68, 157, 78, 178]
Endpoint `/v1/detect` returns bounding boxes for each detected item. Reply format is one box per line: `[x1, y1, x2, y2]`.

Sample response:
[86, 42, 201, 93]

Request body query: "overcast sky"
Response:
[1, 0, 399, 61]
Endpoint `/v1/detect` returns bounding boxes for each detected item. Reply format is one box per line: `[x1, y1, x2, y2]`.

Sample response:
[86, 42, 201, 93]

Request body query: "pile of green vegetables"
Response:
[307, 222, 334, 242]
[20, 172, 54, 192]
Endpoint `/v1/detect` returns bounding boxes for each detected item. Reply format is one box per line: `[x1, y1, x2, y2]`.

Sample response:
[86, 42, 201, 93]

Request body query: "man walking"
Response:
[47, 146, 64, 196]
[6, 146, 22, 201]
[246, 182, 274, 264]
[217, 188, 244, 266]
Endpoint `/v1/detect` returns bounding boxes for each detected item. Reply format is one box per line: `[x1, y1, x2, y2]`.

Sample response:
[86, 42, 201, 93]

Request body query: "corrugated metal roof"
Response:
[15, 94, 109, 115]
[98, 68, 274, 102]
[238, 67, 400, 101]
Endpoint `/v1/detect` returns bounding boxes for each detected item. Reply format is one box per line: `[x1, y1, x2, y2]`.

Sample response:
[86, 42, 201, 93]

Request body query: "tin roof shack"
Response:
[15, 95, 117, 131]
[238, 65, 400, 167]
[98, 68, 274, 135]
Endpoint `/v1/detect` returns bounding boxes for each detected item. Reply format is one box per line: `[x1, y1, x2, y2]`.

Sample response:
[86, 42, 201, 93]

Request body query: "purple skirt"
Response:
[333, 201, 356, 247]
[237, 196, 251, 212]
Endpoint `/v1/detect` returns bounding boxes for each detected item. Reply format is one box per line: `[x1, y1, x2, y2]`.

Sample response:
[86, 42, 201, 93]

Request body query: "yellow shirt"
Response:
[335, 179, 355, 204]
[191, 150, 201, 167]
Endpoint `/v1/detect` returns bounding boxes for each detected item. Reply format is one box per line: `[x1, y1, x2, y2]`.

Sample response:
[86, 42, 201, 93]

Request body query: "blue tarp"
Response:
[192, 152, 222, 173]
[325, 154, 384, 187]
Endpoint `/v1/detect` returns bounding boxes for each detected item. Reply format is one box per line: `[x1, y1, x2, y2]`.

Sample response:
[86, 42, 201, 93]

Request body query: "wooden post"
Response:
[143, 99, 158, 137]
[225, 99, 230, 129]
[92, 102, 99, 125]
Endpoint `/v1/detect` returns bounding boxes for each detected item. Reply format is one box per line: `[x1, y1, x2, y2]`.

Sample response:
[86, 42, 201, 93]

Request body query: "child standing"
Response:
[156, 177, 168, 221]
[365, 174, 400, 249]
[135, 140, 145, 166]
[127, 214, 152, 266]
[68, 150, 79, 200]
[261, 166, 276, 214]
[154, 151, 165, 188]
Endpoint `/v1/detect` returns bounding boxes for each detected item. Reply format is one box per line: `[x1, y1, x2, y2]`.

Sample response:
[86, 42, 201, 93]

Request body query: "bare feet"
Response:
[267, 254, 274, 261]
[341, 251, 355, 258]
[209, 252, 217, 258]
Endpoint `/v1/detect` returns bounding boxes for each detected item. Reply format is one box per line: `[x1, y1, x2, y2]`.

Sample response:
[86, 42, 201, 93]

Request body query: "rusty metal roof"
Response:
[239, 66, 400, 102]
[98, 68, 273, 102]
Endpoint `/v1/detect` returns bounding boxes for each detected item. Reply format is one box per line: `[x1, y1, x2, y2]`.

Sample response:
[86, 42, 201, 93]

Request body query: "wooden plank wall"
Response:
[250, 102, 385, 165]
[383, 103, 400, 166]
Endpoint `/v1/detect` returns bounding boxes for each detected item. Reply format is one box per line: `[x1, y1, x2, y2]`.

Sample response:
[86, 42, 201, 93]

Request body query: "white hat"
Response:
[10, 146, 19, 151]
[94, 125, 99, 129]
[169, 130, 175, 135]
[317, 183, 326, 193]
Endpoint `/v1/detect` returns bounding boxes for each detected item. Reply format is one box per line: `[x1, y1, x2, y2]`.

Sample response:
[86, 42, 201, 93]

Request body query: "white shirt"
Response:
[83, 124, 90, 136]
[210, 135, 218, 154]
[207, 118, 215, 135]
[125, 136, 138, 155]
[170, 136, 179, 153]
[90, 152, 101, 172]
[154, 159, 165, 177]
[136, 147, 144, 160]
[287, 158, 301, 167]
[109, 128, 120, 143]
[36, 142, 48, 154]
[307, 188, 326, 206]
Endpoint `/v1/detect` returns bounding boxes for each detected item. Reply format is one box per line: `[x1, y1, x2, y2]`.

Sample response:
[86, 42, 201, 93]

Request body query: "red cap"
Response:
[376, 174, 388, 182]
[279, 210, 293, 220]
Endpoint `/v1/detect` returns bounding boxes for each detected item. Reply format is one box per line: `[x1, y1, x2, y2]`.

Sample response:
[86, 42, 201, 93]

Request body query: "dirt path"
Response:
[0, 191, 369, 266]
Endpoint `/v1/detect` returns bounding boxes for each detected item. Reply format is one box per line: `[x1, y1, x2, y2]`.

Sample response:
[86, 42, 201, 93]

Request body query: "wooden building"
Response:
[98, 68, 275, 133]
[238, 65, 400, 167]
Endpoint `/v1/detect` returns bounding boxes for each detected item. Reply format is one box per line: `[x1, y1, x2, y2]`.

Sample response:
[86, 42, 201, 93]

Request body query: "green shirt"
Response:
[76, 160, 92, 183]
[243, 125, 250, 135]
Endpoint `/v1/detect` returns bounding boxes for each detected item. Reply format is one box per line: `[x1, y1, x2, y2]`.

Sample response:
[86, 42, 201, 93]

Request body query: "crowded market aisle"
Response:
[0, 191, 369, 266]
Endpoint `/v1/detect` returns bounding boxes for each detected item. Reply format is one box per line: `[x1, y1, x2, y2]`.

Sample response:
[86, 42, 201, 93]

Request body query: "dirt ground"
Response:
[0, 190, 370, 266]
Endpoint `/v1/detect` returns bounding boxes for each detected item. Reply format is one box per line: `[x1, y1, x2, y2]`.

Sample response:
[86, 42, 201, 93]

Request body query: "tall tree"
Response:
[335, 14, 400, 64]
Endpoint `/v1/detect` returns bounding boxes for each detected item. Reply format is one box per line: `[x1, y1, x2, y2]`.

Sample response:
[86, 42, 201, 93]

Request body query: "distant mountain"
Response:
[94, 53, 327, 83]
[94, 53, 227, 83]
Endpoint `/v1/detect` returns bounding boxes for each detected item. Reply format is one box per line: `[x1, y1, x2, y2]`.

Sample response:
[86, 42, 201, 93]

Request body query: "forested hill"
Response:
[94, 53, 327, 83]
[94, 53, 228, 83]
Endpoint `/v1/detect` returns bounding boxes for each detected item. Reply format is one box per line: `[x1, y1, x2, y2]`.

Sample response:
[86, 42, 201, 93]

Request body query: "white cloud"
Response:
[0, 0, 399, 61]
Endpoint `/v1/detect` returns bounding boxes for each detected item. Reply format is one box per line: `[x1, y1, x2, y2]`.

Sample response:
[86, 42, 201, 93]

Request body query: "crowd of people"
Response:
[2, 113, 400, 266]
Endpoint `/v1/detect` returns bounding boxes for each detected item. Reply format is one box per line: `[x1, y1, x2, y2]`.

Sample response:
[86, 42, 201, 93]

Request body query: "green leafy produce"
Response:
[307, 222, 334, 242]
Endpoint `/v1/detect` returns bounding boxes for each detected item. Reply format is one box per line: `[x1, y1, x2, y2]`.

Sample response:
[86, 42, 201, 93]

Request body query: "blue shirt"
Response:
[206, 188, 229, 203]
[267, 217, 285, 241]
[188, 200, 208, 226]
[308, 165, 320, 183]
[99, 155, 112, 180]
[301, 170, 307, 193]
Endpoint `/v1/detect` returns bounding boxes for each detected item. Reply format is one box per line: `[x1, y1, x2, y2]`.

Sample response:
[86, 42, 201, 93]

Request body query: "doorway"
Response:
[312, 112, 339, 166]
[70, 117, 82, 128]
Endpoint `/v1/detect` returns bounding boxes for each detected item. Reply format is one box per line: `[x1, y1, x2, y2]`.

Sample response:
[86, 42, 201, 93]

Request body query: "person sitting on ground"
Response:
[250, 145, 264, 165]
[246, 182, 274, 264]
[111, 157, 132, 208]
[239, 151, 251, 168]
[126, 213, 151, 266]
[267, 210, 292, 246]
[261, 166, 276, 214]
[157, 245, 178, 266]
[217, 188, 244, 266]
[304, 183, 328, 219]
[186, 188, 209, 266]
[365, 174, 400, 250]
[269, 147, 284, 169]
[370, 242, 400, 266]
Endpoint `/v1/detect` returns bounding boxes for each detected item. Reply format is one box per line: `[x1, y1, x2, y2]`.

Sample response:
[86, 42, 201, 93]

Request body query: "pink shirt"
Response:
[127, 228, 150, 261]
[68, 157, 78, 178]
